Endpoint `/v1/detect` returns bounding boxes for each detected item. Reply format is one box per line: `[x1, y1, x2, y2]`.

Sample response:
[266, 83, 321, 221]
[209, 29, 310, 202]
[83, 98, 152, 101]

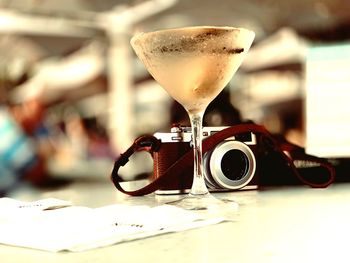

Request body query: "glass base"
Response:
[166, 192, 239, 215]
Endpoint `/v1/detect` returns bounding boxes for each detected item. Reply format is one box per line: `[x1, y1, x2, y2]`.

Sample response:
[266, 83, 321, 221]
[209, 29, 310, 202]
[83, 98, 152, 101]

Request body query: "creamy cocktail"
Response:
[131, 26, 254, 115]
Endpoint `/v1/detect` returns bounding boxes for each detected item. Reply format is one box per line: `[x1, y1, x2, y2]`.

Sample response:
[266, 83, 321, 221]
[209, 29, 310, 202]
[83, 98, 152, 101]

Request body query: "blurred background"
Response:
[1, 0, 350, 194]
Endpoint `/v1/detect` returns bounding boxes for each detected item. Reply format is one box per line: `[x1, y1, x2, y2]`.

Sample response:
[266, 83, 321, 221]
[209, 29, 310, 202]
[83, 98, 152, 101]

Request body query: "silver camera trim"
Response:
[205, 140, 256, 190]
[154, 126, 257, 145]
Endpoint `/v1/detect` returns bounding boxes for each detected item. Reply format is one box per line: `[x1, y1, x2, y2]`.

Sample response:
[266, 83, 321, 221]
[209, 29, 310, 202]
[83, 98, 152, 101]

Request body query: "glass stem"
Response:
[188, 111, 209, 196]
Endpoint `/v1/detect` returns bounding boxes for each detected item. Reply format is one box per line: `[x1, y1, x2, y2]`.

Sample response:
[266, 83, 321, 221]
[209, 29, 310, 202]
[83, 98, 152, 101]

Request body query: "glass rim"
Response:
[130, 25, 255, 44]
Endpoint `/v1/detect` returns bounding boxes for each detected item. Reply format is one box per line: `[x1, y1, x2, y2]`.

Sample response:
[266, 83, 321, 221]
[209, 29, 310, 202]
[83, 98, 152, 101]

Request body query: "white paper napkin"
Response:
[0, 198, 225, 252]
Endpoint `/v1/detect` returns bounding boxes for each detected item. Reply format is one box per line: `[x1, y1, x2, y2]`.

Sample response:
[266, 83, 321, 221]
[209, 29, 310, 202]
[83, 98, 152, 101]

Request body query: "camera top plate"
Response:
[154, 125, 256, 145]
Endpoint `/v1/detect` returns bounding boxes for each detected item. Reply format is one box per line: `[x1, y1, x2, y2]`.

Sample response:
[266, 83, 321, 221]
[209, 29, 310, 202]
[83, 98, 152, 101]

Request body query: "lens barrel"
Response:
[204, 140, 256, 190]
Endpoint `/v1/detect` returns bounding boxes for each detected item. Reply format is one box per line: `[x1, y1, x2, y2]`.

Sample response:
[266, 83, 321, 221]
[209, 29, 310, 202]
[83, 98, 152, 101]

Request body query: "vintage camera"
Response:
[153, 125, 258, 194]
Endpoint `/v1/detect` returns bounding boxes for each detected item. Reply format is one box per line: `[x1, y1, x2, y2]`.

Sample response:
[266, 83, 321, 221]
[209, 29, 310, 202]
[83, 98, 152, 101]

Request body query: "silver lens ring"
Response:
[203, 152, 220, 189]
[209, 141, 256, 190]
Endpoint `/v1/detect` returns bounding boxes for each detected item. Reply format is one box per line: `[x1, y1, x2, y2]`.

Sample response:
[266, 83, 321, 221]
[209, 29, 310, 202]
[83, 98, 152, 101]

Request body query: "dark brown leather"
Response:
[111, 123, 336, 196]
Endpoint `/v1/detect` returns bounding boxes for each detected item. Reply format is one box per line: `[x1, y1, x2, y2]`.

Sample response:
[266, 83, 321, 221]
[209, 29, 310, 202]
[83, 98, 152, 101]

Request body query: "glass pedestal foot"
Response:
[167, 193, 239, 214]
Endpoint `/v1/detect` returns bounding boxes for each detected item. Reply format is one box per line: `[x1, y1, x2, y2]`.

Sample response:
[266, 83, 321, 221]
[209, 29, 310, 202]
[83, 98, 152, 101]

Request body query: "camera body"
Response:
[153, 125, 258, 194]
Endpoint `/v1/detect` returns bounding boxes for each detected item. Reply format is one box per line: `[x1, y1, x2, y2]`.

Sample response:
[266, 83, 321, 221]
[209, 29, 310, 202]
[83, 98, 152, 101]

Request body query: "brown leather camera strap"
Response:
[111, 123, 336, 196]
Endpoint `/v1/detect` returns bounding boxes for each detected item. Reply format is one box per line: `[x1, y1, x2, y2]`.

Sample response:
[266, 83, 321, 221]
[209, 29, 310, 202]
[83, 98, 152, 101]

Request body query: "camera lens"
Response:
[205, 140, 256, 190]
[221, 150, 249, 181]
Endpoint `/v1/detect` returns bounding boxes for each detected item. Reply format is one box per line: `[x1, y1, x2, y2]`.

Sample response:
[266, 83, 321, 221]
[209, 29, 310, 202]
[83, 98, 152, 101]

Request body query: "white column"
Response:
[107, 27, 134, 154]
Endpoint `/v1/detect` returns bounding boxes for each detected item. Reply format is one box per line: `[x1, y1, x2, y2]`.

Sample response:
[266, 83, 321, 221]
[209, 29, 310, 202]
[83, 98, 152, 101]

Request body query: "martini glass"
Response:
[131, 26, 255, 210]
